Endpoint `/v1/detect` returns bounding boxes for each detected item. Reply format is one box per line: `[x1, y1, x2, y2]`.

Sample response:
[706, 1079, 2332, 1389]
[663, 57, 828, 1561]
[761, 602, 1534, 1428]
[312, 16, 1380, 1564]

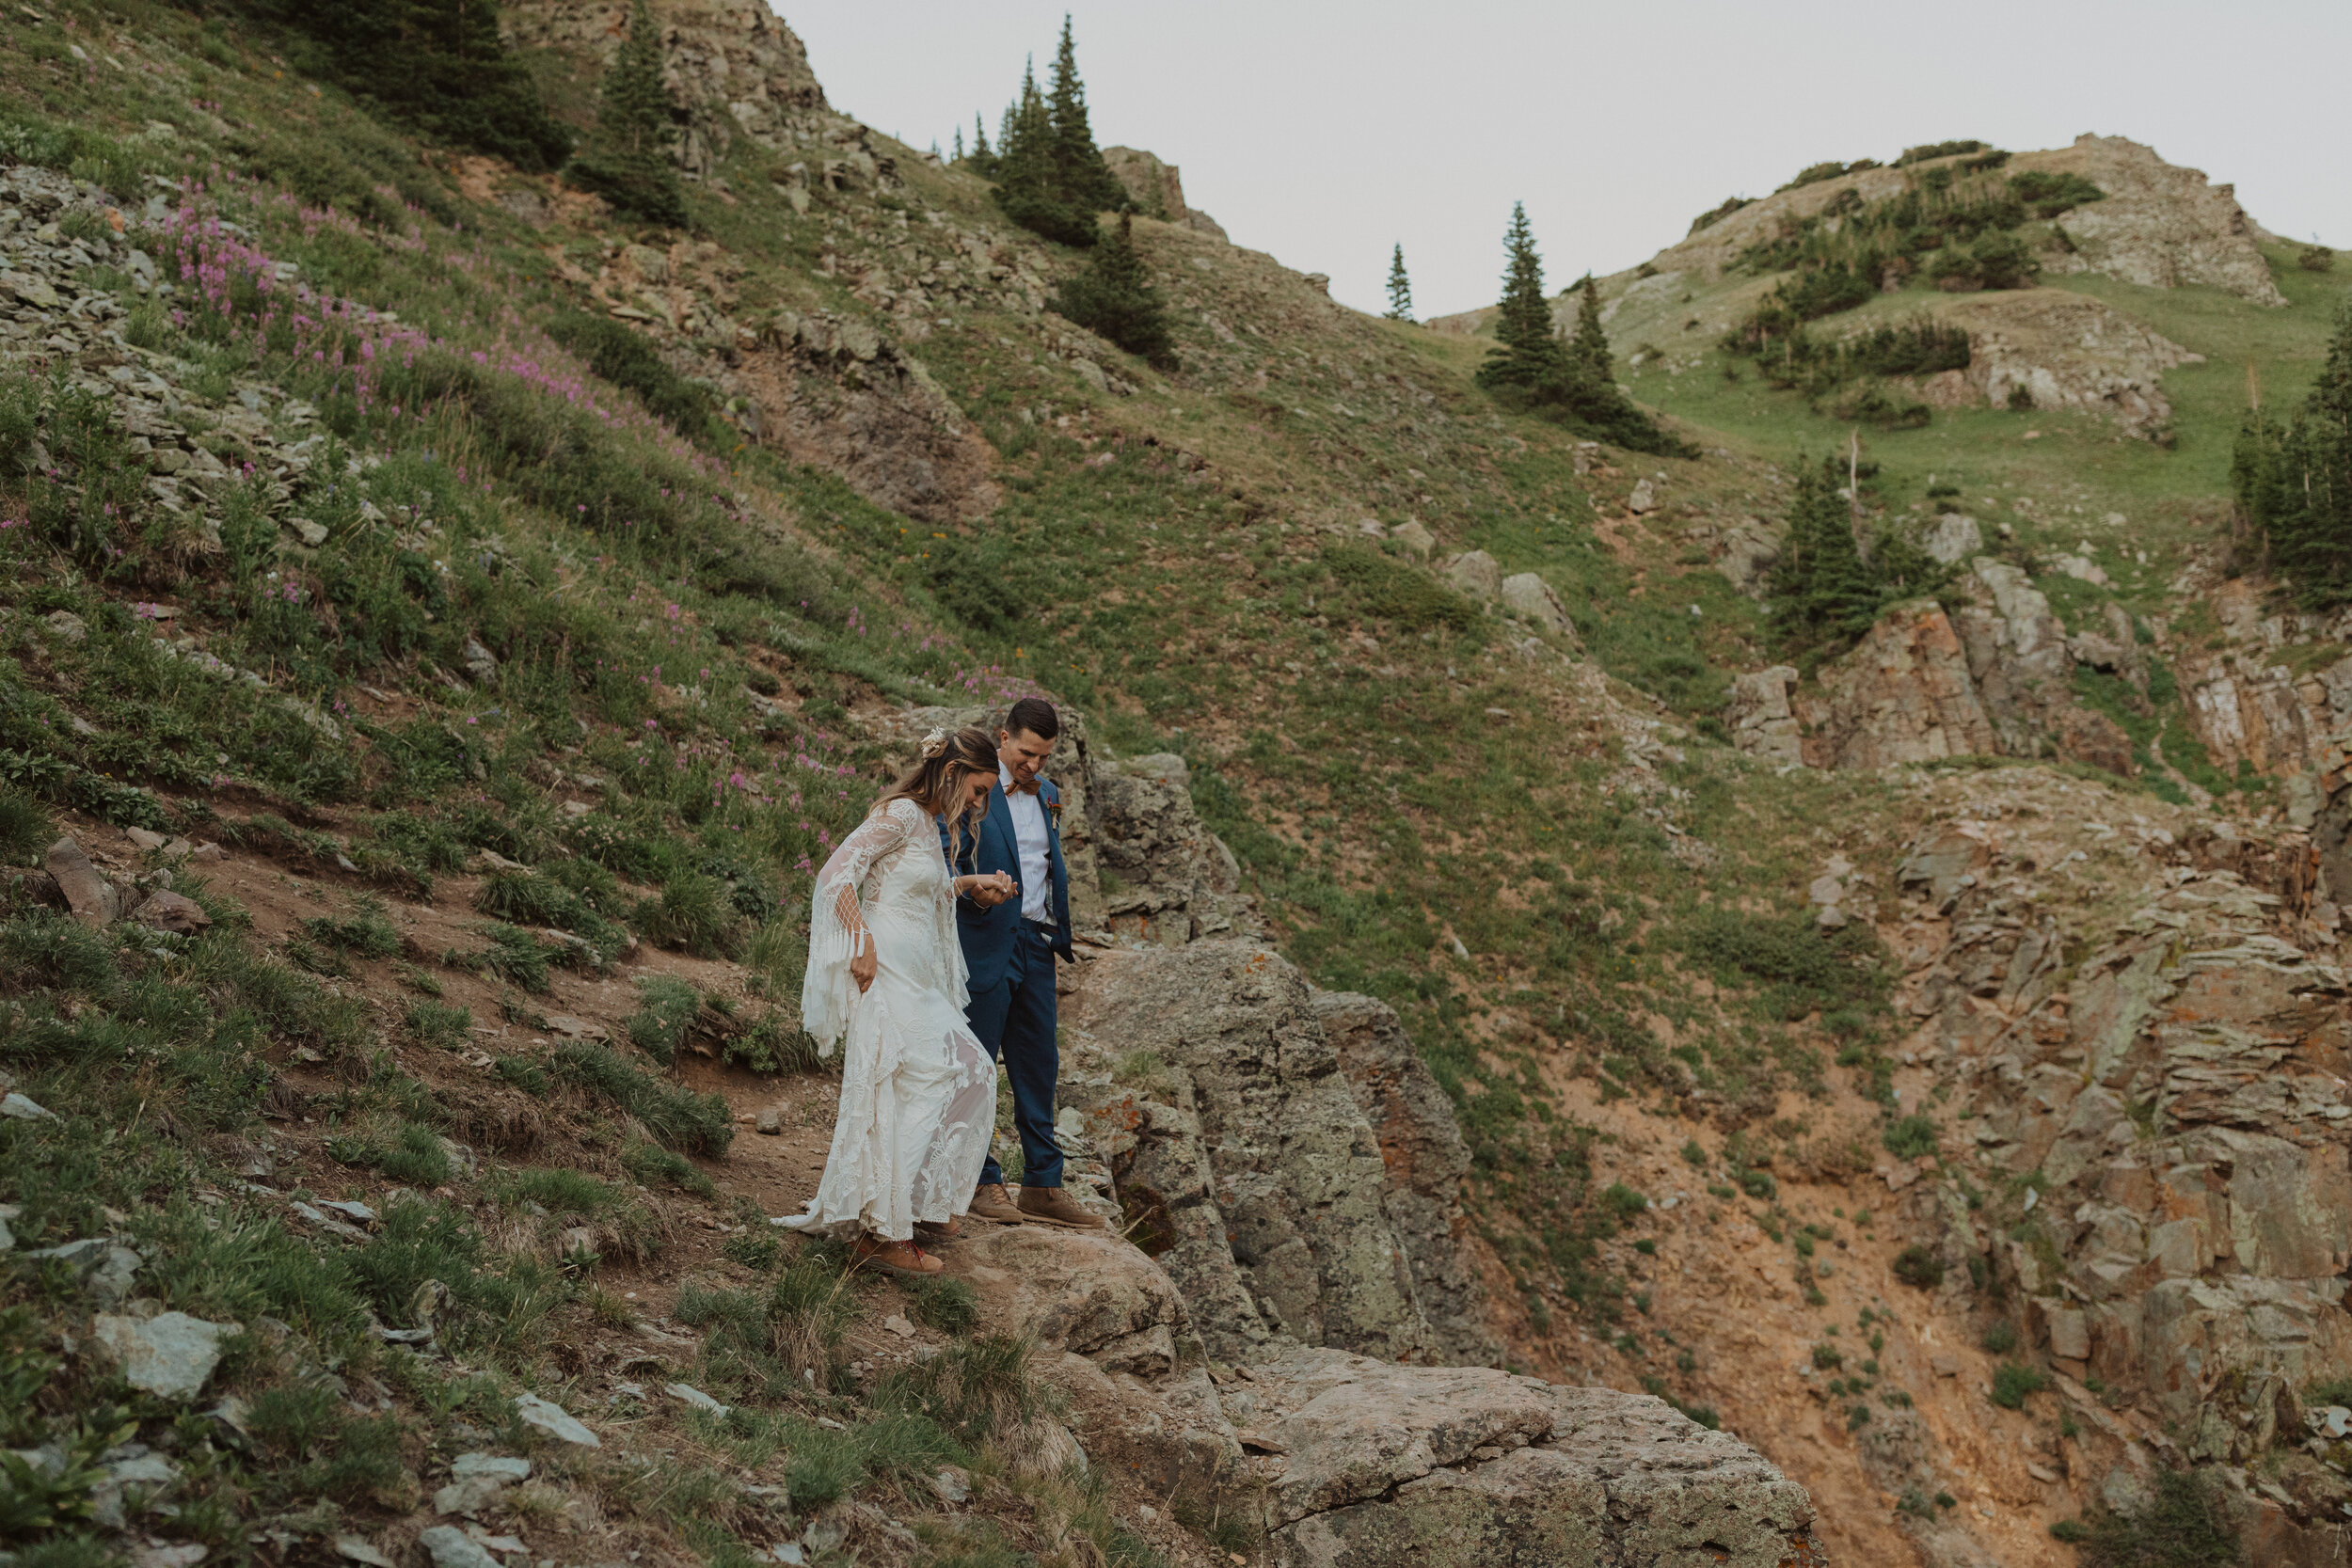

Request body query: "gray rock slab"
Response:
[91, 1311, 234, 1400]
[45, 835, 119, 926]
[512, 1391, 599, 1447]
[417, 1525, 501, 1568]
[1243, 1350, 1820, 1568]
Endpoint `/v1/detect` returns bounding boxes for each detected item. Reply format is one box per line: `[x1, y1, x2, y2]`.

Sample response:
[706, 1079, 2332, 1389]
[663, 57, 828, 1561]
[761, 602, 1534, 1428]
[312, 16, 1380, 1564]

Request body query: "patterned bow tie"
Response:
[1009, 777, 1041, 796]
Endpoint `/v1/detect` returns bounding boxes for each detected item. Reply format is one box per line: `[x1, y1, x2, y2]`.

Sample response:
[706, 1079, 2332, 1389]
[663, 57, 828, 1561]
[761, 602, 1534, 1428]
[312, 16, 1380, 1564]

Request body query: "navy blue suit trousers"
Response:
[967, 920, 1062, 1189]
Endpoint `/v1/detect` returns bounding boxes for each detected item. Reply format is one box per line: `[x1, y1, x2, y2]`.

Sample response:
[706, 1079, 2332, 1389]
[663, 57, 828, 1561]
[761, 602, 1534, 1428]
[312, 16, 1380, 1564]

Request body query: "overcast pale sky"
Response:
[784, 2, 2351, 321]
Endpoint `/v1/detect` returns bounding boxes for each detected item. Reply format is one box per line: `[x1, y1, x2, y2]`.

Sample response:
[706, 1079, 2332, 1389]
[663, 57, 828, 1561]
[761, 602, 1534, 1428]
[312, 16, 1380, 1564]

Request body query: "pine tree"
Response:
[1769, 458, 1886, 649]
[993, 58, 1096, 245]
[968, 115, 996, 178]
[1045, 14, 1128, 215]
[1476, 203, 1569, 389]
[1051, 213, 1177, 369]
[985, 22, 1126, 246]
[566, 0, 687, 228]
[260, 0, 569, 170]
[952, 127, 964, 163]
[1565, 275, 1613, 388]
[1385, 244, 1413, 322]
[2237, 304, 2352, 605]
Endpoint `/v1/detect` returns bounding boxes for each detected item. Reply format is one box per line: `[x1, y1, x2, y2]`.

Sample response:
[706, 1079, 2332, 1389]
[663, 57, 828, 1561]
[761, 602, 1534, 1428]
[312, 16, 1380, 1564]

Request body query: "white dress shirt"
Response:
[1000, 763, 1053, 926]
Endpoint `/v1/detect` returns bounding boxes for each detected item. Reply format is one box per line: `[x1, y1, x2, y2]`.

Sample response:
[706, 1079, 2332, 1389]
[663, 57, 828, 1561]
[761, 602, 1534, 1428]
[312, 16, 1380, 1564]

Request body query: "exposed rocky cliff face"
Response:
[2036, 134, 2287, 307]
[1916, 290, 2202, 433]
[503, 0, 827, 175]
[1103, 147, 1230, 243]
[1724, 543, 2352, 819]
[1870, 774, 2352, 1561]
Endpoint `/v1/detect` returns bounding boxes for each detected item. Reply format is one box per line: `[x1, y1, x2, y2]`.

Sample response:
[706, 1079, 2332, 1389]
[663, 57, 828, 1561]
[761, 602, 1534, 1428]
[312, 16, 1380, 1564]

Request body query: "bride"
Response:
[780, 726, 1016, 1274]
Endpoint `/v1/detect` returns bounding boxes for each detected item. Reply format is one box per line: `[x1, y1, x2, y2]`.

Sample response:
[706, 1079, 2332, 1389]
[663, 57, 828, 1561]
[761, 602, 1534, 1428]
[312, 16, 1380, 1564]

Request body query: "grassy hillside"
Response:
[4, 8, 2344, 1568]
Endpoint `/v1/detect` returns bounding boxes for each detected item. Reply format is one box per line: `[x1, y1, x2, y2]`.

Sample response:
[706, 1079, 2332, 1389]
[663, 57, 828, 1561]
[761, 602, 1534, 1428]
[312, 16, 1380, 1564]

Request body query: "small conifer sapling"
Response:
[567, 0, 688, 228]
[1050, 213, 1178, 370]
[1386, 244, 1414, 322]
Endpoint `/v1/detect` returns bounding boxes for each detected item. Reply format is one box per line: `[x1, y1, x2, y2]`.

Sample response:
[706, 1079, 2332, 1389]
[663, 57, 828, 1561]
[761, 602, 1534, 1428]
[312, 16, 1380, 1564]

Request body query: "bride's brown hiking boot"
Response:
[1015, 1185, 1106, 1229]
[968, 1183, 1025, 1224]
[853, 1235, 943, 1275]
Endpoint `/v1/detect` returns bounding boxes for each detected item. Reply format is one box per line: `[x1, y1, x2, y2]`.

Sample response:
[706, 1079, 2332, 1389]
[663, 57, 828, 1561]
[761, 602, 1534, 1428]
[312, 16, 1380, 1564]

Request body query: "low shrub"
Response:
[1892, 1244, 1945, 1289]
[1990, 1361, 2047, 1409]
[1980, 1320, 2019, 1354]
[871, 1333, 1039, 1448]
[545, 310, 716, 436]
[2061, 1469, 2238, 1567]
[405, 1001, 473, 1051]
[1882, 1115, 1938, 1161]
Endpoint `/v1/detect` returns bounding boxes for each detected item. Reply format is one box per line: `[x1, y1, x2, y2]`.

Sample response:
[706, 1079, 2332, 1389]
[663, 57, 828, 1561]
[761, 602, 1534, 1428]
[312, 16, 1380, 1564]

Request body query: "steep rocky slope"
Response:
[3, 6, 2349, 1568]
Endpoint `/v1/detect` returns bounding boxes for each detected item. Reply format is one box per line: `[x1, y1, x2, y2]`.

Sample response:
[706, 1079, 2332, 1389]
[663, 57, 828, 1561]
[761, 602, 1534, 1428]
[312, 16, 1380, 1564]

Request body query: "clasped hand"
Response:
[959, 870, 1018, 908]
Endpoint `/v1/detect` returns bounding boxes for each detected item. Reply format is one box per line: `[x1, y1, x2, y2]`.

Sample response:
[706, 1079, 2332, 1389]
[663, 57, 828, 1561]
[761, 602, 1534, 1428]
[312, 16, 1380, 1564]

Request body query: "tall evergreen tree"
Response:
[1045, 15, 1128, 215]
[1385, 244, 1413, 322]
[1471, 221, 1693, 458]
[968, 115, 997, 177]
[258, 0, 569, 170]
[1051, 213, 1177, 369]
[1769, 458, 1884, 649]
[1565, 274, 1613, 387]
[992, 58, 1095, 245]
[985, 23, 1126, 246]
[2236, 304, 2352, 605]
[566, 0, 686, 227]
[1475, 203, 1570, 389]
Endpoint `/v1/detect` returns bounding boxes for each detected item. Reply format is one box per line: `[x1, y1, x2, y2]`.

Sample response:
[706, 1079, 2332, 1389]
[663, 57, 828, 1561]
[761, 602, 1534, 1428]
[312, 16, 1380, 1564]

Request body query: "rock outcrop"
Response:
[1228, 1349, 1820, 1568]
[946, 767, 1820, 1566]
[1791, 601, 1994, 770]
[1309, 992, 1505, 1369]
[1916, 290, 2202, 434]
[505, 0, 828, 177]
[1090, 753, 1249, 945]
[2035, 134, 2287, 307]
[1878, 777, 2352, 1551]
[1102, 148, 1229, 243]
[1060, 941, 1440, 1365]
[1736, 559, 2151, 779]
[736, 310, 1000, 524]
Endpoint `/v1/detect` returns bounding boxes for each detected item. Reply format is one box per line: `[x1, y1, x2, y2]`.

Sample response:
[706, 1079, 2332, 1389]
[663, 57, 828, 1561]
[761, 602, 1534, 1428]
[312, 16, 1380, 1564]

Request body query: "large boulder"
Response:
[2037, 134, 2287, 307]
[1445, 550, 1502, 600]
[1499, 572, 1577, 640]
[1061, 942, 1436, 1365]
[1090, 753, 1246, 945]
[1100, 147, 1229, 242]
[1311, 992, 1502, 1368]
[1791, 600, 1995, 769]
[1926, 290, 2202, 434]
[1725, 665, 1804, 768]
[1222, 1348, 1820, 1568]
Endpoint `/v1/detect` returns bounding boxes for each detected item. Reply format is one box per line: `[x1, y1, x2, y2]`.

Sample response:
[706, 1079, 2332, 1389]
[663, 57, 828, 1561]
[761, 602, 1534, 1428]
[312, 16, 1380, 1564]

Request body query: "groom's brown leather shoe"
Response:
[1016, 1184, 1107, 1229]
[968, 1183, 1025, 1224]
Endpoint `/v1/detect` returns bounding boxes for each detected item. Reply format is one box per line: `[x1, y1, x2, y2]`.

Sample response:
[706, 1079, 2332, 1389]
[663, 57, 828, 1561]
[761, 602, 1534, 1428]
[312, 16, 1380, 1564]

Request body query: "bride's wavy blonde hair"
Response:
[875, 725, 997, 863]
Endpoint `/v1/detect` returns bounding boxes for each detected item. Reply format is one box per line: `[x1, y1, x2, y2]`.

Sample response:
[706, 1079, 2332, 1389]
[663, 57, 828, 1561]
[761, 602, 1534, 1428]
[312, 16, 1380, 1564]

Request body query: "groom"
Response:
[940, 697, 1104, 1229]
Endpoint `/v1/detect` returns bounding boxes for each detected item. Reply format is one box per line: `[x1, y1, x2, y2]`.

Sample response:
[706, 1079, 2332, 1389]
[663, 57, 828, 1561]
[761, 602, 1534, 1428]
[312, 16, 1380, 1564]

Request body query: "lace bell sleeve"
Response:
[801, 800, 915, 1055]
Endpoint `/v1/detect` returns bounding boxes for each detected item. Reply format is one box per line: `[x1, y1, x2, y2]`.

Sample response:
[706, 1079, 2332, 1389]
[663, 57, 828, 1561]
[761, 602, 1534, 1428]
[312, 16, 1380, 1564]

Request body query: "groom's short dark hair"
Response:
[1003, 696, 1059, 741]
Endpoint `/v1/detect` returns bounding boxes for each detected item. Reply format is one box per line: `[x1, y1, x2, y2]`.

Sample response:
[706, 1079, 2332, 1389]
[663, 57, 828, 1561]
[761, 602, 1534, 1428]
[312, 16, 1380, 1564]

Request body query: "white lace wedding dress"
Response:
[780, 797, 996, 1242]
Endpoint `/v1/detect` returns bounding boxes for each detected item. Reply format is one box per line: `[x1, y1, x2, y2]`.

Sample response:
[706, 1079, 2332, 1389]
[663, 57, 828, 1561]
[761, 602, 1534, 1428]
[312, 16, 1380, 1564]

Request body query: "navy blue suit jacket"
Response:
[940, 778, 1072, 993]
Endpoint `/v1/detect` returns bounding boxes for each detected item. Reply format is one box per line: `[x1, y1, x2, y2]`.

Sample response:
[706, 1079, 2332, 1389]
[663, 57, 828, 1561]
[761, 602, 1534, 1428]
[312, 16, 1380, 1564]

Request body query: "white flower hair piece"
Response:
[919, 728, 949, 759]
